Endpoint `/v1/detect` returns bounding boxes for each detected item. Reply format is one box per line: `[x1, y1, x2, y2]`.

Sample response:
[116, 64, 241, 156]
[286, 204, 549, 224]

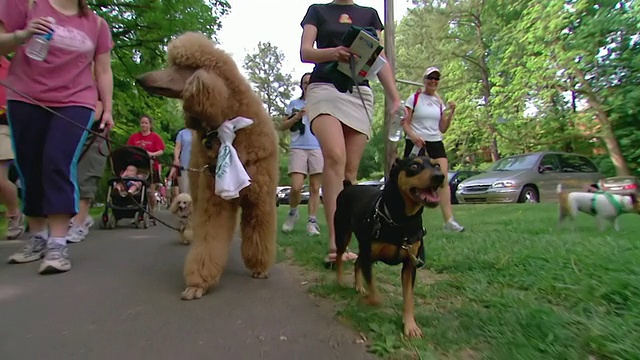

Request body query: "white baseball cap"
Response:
[423, 67, 441, 78]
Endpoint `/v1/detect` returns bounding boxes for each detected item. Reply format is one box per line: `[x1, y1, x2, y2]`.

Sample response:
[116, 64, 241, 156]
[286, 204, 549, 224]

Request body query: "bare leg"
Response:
[311, 115, 346, 252]
[435, 158, 453, 221]
[289, 172, 304, 210]
[307, 173, 322, 219]
[0, 162, 20, 216]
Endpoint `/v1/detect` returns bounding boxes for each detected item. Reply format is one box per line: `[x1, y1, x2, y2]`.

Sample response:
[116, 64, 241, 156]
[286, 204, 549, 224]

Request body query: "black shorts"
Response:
[403, 139, 447, 159]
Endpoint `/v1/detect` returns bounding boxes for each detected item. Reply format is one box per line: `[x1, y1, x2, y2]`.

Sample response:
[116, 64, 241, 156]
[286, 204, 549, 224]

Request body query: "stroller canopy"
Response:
[110, 145, 152, 179]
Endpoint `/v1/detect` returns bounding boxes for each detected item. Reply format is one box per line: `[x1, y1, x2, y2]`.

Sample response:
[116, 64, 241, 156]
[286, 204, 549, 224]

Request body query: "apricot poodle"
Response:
[137, 32, 279, 300]
[169, 192, 193, 245]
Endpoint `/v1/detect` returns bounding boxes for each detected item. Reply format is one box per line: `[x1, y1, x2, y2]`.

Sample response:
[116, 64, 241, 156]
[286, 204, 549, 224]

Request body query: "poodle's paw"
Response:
[251, 271, 269, 279]
[181, 286, 206, 300]
[362, 294, 382, 307]
[403, 320, 423, 338]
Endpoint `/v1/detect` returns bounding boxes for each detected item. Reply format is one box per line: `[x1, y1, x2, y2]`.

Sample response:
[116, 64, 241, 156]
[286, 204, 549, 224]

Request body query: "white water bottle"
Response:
[388, 101, 405, 142]
[26, 18, 55, 61]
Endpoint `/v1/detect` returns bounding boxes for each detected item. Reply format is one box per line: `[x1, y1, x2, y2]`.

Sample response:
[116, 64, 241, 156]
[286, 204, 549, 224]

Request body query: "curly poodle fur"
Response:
[137, 32, 279, 300]
[170, 192, 193, 245]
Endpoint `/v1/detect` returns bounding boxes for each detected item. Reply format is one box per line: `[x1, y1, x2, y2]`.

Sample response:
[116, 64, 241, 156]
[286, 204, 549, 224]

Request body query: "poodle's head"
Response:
[136, 32, 247, 131]
[170, 192, 193, 216]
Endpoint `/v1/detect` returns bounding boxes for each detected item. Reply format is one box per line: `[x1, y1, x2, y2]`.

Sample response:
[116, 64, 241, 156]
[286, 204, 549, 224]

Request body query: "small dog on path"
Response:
[170, 193, 193, 245]
[557, 183, 640, 231]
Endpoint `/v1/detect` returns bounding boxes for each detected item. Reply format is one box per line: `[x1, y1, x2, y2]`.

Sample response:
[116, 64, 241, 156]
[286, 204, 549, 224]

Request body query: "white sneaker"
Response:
[281, 210, 299, 233]
[443, 218, 465, 232]
[306, 219, 320, 236]
[7, 234, 47, 264]
[6, 212, 25, 240]
[66, 217, 95, 244]
[39, 243, 71, 274]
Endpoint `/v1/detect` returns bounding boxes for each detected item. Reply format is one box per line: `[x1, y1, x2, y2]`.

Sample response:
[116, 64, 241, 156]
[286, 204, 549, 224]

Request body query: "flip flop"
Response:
[323, 249, 358, 269]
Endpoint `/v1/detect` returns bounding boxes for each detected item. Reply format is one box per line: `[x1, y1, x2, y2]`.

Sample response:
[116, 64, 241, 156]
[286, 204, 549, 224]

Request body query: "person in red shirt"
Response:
[127, 114, 165, 213]
[0, 56, 24, 239]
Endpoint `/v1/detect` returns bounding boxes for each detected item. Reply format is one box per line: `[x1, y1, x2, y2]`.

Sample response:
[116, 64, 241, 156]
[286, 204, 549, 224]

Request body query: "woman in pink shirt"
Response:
[0, 0, 113, 275]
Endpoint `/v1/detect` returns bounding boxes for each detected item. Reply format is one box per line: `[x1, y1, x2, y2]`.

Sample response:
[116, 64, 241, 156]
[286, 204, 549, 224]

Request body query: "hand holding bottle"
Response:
[16, 17, 54, 42]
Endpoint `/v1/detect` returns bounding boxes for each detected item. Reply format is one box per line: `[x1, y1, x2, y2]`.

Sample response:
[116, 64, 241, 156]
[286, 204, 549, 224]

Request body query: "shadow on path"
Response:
[0, 211, 375, 360]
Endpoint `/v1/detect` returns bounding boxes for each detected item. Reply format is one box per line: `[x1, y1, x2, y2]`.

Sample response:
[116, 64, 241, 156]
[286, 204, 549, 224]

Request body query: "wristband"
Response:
[12, 31, 26, 45]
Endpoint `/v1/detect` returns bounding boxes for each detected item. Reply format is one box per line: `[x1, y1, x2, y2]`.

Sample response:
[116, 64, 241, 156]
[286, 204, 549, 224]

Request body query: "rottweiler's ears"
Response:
[394, 156, 410, 168]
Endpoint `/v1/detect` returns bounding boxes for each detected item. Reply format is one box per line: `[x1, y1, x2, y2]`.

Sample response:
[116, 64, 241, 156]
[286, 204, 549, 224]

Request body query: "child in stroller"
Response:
[100, 146, 153, 229]
[113, 164, 143, 196]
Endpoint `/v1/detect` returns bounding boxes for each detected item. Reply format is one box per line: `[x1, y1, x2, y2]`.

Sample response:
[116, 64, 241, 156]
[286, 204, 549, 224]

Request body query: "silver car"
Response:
[456, 151, 604, 204]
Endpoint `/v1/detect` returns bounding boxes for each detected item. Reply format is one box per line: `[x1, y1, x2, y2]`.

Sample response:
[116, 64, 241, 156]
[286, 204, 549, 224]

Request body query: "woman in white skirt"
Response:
[300, 0, 404, 267]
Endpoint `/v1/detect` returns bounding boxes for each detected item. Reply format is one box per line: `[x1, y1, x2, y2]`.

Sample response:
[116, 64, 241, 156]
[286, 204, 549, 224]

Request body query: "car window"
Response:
[539, 154, 559, 171]
[558, 154, 599, 173]
[488, 154, 539, 171]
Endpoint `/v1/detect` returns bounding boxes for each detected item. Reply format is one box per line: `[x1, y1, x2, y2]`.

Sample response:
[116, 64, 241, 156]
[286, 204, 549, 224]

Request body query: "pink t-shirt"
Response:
[0, 0, 112, 110]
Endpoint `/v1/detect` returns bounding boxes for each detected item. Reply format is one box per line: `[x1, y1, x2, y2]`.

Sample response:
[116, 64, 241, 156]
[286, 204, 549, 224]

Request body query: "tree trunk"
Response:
[573, 69, 630, 176]
[383, 0, 397, 177]
[475, 12, 499, 162]
[589, 112, 631, 176]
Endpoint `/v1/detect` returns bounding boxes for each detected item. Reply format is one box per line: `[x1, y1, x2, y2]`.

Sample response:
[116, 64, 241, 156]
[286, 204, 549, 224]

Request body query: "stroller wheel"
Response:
[100, 212, 108, 229]
[133, 212, 140, 229]
[143, 212, 150, 229]
[102, 212, 116, 229]
[108, 214, 117, 229]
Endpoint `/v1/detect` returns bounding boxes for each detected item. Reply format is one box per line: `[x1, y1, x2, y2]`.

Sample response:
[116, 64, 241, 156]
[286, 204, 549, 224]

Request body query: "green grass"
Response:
[276, 203, 640, 360]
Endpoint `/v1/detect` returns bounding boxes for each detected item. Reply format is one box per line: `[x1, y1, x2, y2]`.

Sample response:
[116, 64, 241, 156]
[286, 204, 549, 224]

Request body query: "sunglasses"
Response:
[424, 76, 440, 81]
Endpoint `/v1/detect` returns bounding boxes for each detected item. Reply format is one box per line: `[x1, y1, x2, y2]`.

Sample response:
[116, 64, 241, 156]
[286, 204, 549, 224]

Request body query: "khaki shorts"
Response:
[77, 133, 108, 200]
[0, 125, 14, 161]
[288, 148, 323, 176]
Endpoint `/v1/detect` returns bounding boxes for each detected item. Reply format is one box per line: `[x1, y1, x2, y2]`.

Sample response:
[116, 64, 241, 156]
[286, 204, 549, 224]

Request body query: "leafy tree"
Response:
[91, 0, 231, 148]
[242, 41, 296, 153]
[392, 0, 638, 176]
[88, 0, 231, 198]
[498, 0, 637, 175]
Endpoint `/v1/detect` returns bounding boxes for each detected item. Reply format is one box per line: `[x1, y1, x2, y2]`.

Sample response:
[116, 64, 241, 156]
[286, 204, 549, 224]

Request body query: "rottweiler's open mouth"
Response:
[410, 186, 440, 206]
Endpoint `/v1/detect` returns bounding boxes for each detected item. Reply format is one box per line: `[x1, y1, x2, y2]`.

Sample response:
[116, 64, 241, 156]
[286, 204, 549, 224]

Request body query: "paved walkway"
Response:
[0, 211, 375, 360]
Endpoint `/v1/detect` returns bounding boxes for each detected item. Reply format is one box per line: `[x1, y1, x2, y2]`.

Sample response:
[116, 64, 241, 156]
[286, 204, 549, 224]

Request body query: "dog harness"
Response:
[364, 195, 426, 268]
[590, 191, 623, 216]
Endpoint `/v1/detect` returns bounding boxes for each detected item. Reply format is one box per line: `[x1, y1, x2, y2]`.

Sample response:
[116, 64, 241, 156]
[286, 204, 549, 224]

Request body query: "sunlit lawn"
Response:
[277, 202, 640, 359]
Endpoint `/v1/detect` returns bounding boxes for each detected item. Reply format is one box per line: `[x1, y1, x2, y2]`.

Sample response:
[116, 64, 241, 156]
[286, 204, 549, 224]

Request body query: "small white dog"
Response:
[557, 183, 639, 231]
[170, 193, 193, 244]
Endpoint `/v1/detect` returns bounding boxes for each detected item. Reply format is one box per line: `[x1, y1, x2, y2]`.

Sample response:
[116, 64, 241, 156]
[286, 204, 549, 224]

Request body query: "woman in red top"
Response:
[127, 114, 165, 211]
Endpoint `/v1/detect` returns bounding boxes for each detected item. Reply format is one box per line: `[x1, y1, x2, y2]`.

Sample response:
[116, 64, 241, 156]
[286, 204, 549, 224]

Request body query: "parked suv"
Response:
[455, 151, 604, 204]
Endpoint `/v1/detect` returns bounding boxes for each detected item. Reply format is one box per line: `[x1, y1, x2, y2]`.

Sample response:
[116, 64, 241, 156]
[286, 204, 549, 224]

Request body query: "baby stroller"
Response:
[100, 145, 152, 229]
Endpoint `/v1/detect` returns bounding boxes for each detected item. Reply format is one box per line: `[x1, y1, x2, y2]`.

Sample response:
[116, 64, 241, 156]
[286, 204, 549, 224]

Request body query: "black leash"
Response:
[0, 79, 183, 232]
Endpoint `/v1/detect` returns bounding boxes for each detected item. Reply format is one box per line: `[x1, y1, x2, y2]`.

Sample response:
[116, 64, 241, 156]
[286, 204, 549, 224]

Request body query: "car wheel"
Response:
[518, 186, 539, 203]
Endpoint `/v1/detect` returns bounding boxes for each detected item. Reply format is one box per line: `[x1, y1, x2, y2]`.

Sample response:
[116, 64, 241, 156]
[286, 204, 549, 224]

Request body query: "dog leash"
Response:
[0, 79, 183, 232]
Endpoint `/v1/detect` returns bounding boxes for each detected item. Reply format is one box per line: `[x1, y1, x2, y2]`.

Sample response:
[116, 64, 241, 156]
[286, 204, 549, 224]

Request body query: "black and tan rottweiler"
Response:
[334, 156, 444, 338]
